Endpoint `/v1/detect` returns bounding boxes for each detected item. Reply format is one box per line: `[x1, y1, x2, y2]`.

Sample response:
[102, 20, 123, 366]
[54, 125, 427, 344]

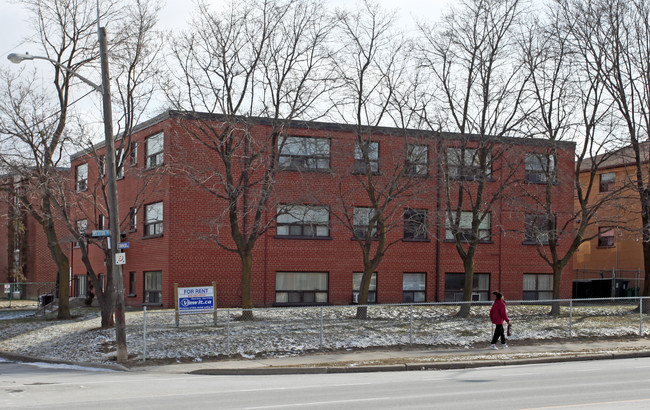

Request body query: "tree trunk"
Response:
[55, 257, 70, 320]
[456, 258, 475, 318]
[355, 269, 374, 320]
[549, 265, 563, 316]
[93, 274, 115, 328]
[240, 252, 254, 321]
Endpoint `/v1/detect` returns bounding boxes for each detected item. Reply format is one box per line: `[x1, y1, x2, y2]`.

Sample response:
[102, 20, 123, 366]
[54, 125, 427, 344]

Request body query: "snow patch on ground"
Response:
[0, 302, 646, 365]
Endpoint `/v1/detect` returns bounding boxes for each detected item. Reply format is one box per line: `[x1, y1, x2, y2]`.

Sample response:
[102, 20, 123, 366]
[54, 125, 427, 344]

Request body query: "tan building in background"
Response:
[574, 143, 648, 294]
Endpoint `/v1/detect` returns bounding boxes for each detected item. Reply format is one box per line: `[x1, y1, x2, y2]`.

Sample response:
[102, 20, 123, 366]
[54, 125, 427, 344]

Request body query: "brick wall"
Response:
[68, 112, 576, 308]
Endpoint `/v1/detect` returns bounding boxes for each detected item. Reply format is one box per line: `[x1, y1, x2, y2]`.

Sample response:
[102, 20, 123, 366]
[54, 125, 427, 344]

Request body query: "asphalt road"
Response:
[2, 357, 650, 409]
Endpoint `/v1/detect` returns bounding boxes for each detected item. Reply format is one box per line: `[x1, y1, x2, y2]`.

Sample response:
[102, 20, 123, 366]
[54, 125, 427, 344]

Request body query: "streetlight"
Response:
[7, 27, 128, 363]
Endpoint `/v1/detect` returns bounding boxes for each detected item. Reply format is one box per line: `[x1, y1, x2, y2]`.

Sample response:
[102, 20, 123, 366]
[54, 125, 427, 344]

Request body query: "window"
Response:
[275, 272, 328, 304]
[99, 155, 106, 177]
[445, 211, 491, 242]
[76, 163, 88, 192]
[354, 141, 379, 173]
[146, 133, 164, 168]
[524, 213, 553, 244]
[525, 153, 555, 183]
[74, 275, 88, 298]
[279, 136, 330, 170]
[144, 271, 162, 304]
[130, 142, 138, 166]
[447, 147, 491, 180]
[523, 274, 553, 301]
[144, 202, 163, 236]
[598, 227, 615, 247]
[353, 207, 377, 239]
[404, 209, 427, 240]
[599, 172, 616, 192]
[276, 205, 329, 238]
[403, 273, 426, 303]
[77, 219, 88, 235]
[75, 219, 87, 248]
[128, 207, 138, 232]
[116, 148, 124, 179]
[128, 272, 136, 297]
[352, 272, 377, 304]
[444, 273, 490, 302]
[405, 144, 428, 176]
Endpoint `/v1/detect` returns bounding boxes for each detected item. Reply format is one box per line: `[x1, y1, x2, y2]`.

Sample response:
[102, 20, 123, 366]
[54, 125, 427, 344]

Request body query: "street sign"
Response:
[115, 252, 126, 265]
[91, 229, 111, 237]
[118, 242, 130, 249]
[177, 286, 215, 314]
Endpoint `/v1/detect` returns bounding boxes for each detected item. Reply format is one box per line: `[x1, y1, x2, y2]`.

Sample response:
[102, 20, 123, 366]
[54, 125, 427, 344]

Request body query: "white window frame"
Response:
[276, 205, 329, 238]
[599, 172, 616, 192]
[525, 153, 555, 183]
[404, 208, 427, 240]
[76, 163, 88, 192]
[144, 202, 163, 236]
[446, 211, 491, 242]
[275, 272, 328, 304]
[403, 273, 426, 303]
[144, 270, 162, 304]
[447, 147, 492, 180]
[352, 272, 377, 304]
[353, 207, 377, 239]
[354, 141, 379, 173]
[146, 133, 164, 169]
[523, 273, 553, 301]
[279, 136, 330, 170]
[524, 213, 553, 244]
[130, 142, 138, 166]
[405, 144, 428, 176]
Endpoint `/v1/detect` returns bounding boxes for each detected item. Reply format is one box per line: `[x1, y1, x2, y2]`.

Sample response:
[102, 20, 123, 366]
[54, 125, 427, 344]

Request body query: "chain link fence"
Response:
[134, 297, 650, 362]
[0, 282, 56, 305]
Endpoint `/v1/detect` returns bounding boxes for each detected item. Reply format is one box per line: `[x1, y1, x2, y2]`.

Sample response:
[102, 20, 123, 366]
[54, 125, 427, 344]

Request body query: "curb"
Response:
[187, 350, 650, 376]
[0, 351, 129, 372]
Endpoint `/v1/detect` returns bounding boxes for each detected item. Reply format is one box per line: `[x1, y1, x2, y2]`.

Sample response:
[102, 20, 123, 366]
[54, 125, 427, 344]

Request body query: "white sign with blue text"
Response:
[177, 286, 214, 314]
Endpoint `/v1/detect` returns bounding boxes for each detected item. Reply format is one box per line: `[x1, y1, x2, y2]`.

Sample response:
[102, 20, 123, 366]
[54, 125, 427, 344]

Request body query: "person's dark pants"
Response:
[491, 324, 506, 345]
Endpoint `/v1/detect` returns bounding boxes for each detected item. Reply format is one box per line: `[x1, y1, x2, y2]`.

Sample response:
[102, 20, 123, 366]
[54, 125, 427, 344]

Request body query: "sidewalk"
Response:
[135, 337, 650, 375]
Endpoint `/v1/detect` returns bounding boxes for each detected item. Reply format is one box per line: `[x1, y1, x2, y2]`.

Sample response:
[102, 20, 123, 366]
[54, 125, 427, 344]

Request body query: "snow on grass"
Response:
[0, 301, 647, 365]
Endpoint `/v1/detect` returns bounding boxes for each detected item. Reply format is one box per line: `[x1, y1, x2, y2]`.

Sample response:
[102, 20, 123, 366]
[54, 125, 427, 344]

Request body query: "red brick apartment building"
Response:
[67, 111, 575, 308]
[0, 173, 66, 297]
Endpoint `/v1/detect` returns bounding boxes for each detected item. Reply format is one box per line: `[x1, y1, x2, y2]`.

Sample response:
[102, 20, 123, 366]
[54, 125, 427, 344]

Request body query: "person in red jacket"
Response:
[489, 291, 510, 349]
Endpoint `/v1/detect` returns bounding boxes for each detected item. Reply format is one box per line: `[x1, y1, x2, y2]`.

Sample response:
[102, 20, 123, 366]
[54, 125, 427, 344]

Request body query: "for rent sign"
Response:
[177, 286, 215, 314]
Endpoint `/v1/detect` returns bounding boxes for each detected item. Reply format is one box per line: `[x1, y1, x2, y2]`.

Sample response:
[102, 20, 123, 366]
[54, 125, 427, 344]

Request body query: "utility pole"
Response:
[98, 26, 127, 363]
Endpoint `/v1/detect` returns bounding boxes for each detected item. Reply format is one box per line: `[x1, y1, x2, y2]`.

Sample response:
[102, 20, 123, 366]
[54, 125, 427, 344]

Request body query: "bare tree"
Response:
[52, 0, 164, 328]
[1, 0, 161, 327]
[323, 1, 425, 319]
[418, 0, 529, 316]
[0, 0, 124, 319]
[166, 0, 335, 319]
[516, 9, 623, 315]
[556, 0, 650, 305]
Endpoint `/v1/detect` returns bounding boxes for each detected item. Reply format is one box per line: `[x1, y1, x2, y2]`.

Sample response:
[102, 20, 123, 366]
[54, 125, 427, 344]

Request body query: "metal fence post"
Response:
[226, 309, 231, 357]
[569, 299, 573, 338]
[142, 306, 147, 362]
[319, 306, 324, 350]
[409, 304, 413, 345]
[640, 297, 644, 336]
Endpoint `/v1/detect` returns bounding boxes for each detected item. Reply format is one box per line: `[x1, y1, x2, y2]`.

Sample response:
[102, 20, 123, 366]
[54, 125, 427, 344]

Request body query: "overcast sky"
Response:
[0, 0, 453, 136]
[1, 0, 454, 61]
